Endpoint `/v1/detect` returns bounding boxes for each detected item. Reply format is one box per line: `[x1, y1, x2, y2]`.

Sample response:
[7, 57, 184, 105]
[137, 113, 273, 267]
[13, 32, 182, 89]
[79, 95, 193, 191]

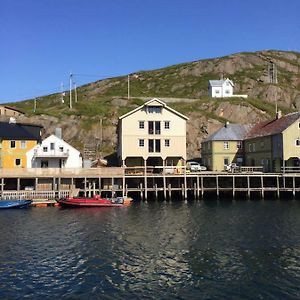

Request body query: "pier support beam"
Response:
[144, 159, 148, 201]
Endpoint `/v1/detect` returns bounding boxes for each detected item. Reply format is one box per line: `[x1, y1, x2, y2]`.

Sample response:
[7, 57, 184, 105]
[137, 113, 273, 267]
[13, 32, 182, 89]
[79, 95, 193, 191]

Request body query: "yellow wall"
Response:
[283, 119, 300, 160]
[201, 140, 244, 171]
[0, 140, 37, 168]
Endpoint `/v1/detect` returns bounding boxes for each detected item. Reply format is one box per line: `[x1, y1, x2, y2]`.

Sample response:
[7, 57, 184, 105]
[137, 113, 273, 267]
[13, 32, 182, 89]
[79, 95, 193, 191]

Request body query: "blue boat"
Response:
[0, 200, 32, 209]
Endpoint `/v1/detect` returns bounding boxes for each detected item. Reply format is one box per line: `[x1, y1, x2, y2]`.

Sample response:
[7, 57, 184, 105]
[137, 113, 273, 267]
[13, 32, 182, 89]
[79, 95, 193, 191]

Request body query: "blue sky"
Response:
[1, 0, 299, 103]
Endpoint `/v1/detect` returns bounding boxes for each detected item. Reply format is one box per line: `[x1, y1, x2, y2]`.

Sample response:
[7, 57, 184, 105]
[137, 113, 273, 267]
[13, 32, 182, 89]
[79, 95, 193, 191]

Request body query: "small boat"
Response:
[57, 195, 132, 207]
[0, 199, 32, 209]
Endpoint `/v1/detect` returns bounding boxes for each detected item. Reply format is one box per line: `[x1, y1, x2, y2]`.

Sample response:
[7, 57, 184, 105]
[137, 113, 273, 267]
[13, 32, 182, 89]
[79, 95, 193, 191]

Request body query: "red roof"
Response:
[246, 112, 300, 139]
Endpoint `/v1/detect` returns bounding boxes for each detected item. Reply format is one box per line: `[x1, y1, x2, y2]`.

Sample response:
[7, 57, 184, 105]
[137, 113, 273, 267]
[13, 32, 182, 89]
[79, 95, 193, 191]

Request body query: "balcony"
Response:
[34, 149, 69, 158]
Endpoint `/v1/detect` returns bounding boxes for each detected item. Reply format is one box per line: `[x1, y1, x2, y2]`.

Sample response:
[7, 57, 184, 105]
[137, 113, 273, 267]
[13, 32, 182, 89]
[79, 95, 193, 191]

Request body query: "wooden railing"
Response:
[0, 190, 70, 200]
[282, 166, 300, 173]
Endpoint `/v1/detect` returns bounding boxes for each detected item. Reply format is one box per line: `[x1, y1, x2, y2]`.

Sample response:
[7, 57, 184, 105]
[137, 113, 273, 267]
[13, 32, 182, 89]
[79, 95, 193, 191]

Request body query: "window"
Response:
[41, 160, 48, 168]
[155, 121, 161, 134]
[148, 121, 160, 134]
[296, 139, 300, 146]
[139, 139, 144, 147]
[224, 158, 229, 166]
[59, 146, 64, 152]
[155, 139, 161, 152]
[148, 139, 160, 152]
[237, 141, 242, 149]
[10, 141, 16, 148]
[298, 122, 300, 129]
[148, 139, 154, 152]
[139, 121, 144, 129]
[43, 147, 48, 152]
[253, 143, 256, 151]
[148, 121, 154, 134]
[224, 141, 229, 150]
[164, 121, 170, 129]
[260, 141, 265, 149]
[215, 90, 220, 94]
[148, 106, 161, 114]
[249, 144, 252, 152]
[50, 143, 55, 150]
[15, 158, 21, 166]
[20, 140, 26, 149]
[165, 139, 170, 147]
[225, 90, 230, 94]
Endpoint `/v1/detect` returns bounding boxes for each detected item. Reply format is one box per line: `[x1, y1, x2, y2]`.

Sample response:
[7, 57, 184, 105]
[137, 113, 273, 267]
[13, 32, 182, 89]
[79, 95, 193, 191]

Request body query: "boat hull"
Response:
[0, 200, 32, 209]
[57, 196, 132, 207]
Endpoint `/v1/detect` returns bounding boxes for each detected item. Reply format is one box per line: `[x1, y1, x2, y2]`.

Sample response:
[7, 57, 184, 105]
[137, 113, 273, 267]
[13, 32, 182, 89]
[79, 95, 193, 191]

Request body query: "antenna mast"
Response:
[61, 82, 65, 103]
[268, 61, 278, 114]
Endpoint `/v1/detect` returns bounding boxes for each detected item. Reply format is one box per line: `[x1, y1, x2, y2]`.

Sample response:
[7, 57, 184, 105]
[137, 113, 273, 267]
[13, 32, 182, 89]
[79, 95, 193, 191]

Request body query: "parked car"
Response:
[187, 161, 207, 172]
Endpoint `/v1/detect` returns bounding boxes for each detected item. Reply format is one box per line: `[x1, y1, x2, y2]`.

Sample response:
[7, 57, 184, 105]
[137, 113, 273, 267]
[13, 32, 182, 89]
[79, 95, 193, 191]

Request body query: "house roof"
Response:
[245, 112, 300, 139]
[0, 105, 25, 114]
[119, 98, 189, 120]
[209, 78, 234, 87]
[0, 122, 42, 140]
[203, 124, 252, 142]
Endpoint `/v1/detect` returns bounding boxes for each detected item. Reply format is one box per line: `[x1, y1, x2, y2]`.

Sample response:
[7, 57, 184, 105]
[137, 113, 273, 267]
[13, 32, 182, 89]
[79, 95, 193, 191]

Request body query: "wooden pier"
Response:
[0, 167, 299, 201]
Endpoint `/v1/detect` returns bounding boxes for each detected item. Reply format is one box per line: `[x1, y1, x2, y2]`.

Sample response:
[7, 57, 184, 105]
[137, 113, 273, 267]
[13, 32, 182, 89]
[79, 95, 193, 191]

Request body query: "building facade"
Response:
[118, 98, 189, 167]
[244, 112, 300, 172]
[0, 106, 24, 117]
[0, 121, 42, 168]
[26, 134, 82, 168]
[201, 123, 252, 171]
[208, 78, 234, 98]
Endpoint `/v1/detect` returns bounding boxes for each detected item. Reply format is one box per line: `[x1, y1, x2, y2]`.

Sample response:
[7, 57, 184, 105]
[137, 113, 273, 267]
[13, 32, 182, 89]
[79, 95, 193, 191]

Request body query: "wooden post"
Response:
[99, 177, 101, 196]
[216, 175, 219, 198]
[232, 175, 235, 199]
[58, 177, 61, 198]
[1, 178, 4, 193]
[196, 175, 200, 199]
[84, 178, 87, 197]
[276, 176, 280, 199]
[17, 178, 20, 191]
[168, 183, 171, 199]
[163, 160, 167, 200]
[155, 183, 158, 199]
[261, 176, 264, 199]
[293, 176, 295, 198]
[247, 176, 250, 199]
[201, 176, 204, 198]
[140, 182, 143, 200]
[183, 160, 187, 199]
[122, 172, 125, 197]
[144, 159, 147, 201]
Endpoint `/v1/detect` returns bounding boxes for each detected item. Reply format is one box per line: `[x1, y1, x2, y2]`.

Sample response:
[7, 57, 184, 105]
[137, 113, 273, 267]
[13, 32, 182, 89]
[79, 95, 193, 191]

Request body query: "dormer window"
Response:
[148, 106, 161, 114]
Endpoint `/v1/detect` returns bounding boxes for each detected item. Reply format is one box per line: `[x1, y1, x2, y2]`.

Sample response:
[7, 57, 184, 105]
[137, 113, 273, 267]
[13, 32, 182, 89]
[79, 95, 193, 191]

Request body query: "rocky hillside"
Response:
[7, 50, 300, 162]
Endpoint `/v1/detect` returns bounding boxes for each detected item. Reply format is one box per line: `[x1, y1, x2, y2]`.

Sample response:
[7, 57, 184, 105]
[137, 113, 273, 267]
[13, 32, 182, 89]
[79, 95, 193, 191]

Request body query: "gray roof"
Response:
[209, 80, 225, 87]
[0, 122, 42, 140]
[203, 124, 252, 142]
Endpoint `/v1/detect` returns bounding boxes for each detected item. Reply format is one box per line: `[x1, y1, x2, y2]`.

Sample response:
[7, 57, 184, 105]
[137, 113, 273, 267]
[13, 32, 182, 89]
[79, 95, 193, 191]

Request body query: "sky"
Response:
[1, 0, 300, 103]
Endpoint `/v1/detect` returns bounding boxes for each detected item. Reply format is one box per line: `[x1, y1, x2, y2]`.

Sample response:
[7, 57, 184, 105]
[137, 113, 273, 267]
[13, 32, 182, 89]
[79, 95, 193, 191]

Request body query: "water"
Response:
[0, 200, 300, 299]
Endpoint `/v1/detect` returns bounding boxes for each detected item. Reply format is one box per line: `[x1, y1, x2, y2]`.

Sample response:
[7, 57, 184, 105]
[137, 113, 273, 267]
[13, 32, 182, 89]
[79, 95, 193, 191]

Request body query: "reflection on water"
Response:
[0, 200, 300, 299]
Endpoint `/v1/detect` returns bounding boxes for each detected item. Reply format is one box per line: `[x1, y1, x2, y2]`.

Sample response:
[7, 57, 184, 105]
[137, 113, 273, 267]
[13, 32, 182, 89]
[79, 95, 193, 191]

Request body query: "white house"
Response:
[118, 98, 189, 167]
[26, 134, 82, 168]
[208, 78, 234, 98]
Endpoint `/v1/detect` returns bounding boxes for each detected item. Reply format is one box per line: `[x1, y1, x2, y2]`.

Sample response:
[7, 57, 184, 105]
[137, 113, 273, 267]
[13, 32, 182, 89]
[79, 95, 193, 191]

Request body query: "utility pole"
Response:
[33, 98, 37, 113]
[69, 72, 73, 109]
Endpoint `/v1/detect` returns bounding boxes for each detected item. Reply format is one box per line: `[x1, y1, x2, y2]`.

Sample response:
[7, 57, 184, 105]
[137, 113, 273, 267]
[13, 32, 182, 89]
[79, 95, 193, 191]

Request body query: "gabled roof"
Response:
[0, 122, 42, 140]
[39, 134, 80, 153]
[246, 112, 300, 139]
[119, 98, 189, 120]
[203, 124, 252, 142]
[0, 105, 25, 115]
[209, 78, 234, 87]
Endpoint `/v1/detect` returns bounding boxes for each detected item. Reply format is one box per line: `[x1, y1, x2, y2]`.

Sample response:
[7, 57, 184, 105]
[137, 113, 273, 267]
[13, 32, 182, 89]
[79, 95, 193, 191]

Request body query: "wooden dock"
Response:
[0, 167, 299, 201]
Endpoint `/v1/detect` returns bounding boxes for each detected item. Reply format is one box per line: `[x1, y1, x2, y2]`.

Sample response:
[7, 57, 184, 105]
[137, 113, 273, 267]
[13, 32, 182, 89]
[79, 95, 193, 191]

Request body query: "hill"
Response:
[6, 50, 300, 162]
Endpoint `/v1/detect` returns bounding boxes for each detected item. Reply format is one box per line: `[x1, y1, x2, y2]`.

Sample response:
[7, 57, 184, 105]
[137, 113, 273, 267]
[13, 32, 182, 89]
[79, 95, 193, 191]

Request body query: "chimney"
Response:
[276, 110, 282, 119]
[55, 128, 62, 139]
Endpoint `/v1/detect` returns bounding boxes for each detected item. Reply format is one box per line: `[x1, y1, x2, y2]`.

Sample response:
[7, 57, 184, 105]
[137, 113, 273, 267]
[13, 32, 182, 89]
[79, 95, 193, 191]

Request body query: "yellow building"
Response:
[245, 111, 300, 172]
[0, 121, 42, 168]
[201, 123, 252, 171]
[118, 98, 189, 167]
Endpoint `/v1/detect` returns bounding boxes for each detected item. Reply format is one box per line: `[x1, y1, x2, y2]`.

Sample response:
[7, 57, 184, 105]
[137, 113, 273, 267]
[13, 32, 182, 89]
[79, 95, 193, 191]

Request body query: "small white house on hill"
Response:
[26, 134, 82, 168]
[208, 78, 234, 98]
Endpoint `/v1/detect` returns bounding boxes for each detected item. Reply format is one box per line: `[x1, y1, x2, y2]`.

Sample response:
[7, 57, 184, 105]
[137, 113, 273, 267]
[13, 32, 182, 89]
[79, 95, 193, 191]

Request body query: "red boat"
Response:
[57, 195, 132, 207]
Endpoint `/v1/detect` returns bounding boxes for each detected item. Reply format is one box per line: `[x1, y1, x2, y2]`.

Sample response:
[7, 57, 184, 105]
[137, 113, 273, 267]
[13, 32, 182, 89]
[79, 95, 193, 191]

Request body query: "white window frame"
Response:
[43, 146, 48, 152]
[224, 141, 229, 150]
[20, 140, 26, 149]
[139, 139, 144, 147]
[10, 140, 16, 149]
[139, 121, 145, 129]
[15, 158, 21, 166]
[295, 139, 300, 147]
[164, 121, 170, 130]
[165, 139, 170, 147]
